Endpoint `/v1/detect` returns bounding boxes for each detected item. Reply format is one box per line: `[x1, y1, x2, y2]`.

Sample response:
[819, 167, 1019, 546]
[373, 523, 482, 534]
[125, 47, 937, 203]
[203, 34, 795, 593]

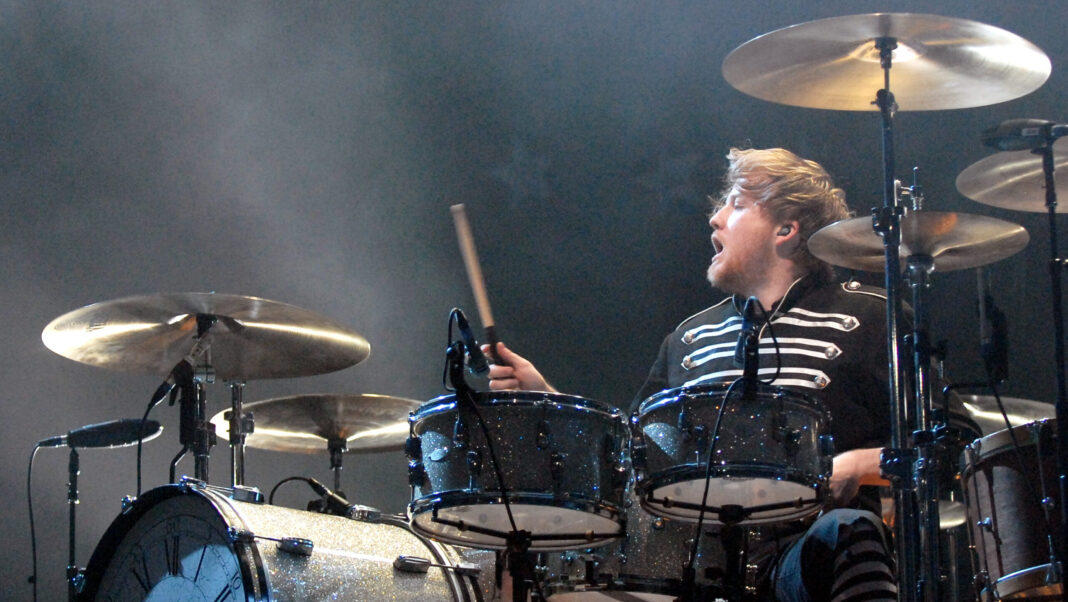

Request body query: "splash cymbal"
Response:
[211, 393, 420, 453]
[808, 211, 1029, 272]
[42, 293, 370, 380]
[957, 138, 1068, 213]
[723, 13, 1050, 111]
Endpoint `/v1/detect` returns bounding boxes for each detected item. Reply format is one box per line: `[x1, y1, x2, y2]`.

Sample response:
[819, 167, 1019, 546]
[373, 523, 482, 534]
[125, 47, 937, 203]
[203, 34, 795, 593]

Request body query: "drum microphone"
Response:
[37, 419, 163, 449]
[981, 118, 1068, 151]
[306, 478, 381, 522]
[454, 308, 490, 375]
[733, 296, 762, 382]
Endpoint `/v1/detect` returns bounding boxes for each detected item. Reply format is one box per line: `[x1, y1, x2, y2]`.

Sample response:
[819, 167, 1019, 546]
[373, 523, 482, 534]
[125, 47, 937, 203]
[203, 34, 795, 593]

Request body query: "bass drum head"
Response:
[80, 483, 488, 601]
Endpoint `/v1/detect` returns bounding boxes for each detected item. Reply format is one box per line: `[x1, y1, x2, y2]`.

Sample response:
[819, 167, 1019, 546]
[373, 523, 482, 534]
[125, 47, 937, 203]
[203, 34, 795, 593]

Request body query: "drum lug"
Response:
[550, 451, 565, 491]
[408, 460, 428, 488]
[466, 450, 482, 490]
[537, 419, 551, 450]
[452, 416, 468, 449]
[405, 435, 422, 461]
[692, 425, 709, 462]
[278, 537, 314, 557]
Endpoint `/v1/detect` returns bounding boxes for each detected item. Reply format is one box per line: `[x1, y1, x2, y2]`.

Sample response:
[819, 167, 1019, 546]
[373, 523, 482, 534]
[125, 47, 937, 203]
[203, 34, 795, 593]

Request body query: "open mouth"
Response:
[711, 235, 724, 257]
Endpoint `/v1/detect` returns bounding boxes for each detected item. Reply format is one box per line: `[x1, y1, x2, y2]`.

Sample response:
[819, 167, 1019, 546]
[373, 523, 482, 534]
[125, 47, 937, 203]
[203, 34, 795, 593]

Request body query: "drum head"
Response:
[411, 494, 624, 551]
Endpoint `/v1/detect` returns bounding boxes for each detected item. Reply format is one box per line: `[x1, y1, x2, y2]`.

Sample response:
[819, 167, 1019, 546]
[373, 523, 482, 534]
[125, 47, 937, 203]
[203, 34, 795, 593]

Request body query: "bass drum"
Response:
[79, 482, 495, 602]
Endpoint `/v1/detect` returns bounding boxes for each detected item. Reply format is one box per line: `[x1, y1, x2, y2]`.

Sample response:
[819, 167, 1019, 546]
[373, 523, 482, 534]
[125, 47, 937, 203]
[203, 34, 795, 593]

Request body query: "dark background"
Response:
[1, 2, 1063, 599]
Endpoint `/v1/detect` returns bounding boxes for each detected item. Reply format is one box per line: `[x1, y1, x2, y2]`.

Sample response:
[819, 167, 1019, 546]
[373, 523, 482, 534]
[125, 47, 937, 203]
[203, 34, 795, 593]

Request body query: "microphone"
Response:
[733, 296, 762, 382]
[454, 308, 489, 375]
[38, 419, 163, 449]
[981, 118, 1068, 151]
[306, 478, 381, 521]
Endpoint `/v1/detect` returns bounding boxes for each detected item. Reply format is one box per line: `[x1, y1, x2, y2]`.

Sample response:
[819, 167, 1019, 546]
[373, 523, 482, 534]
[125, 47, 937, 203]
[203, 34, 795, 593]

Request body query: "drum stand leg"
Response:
[505, 529, 537, 602]
[720, 508, 748, 602]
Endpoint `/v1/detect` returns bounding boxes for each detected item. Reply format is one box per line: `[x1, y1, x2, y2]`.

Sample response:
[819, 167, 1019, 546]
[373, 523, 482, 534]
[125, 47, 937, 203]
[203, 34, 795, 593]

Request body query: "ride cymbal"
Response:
[808, 211, 1029, 272]
[42, 293, 370, 380]
[723, 13, 1050, 111]
[957, 138, 1068, 213]
[211, 393, 419, 453]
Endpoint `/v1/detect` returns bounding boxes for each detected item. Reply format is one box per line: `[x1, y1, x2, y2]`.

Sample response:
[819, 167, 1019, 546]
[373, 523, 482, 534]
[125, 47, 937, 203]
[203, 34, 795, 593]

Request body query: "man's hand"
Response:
[829, 447, 887, 507]
[481, 342, 556, 392]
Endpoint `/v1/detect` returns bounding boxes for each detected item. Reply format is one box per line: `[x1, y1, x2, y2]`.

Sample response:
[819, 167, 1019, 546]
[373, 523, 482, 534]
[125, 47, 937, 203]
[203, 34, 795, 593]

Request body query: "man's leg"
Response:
[773, 509, 897, 602]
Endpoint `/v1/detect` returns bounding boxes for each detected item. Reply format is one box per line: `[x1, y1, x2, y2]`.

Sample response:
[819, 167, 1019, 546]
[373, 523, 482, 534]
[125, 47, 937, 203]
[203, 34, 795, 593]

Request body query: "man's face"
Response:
[706, 181, 780, 294]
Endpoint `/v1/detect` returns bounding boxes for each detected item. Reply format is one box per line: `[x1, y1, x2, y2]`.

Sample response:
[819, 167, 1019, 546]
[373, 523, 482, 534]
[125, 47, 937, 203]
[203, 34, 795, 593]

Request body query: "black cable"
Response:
[27, 444, 41, 602]
[268, 476, 315, 505]
[684, 377, 747, 579]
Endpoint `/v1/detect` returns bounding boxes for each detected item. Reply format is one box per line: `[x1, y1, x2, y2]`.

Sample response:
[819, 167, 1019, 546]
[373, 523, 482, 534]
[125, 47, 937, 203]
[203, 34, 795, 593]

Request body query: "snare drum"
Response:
[633, 383, 832, 524]
[962, 418, 1064, 601]
[79, 482, 492, 601]
[408, 391, 629, 551]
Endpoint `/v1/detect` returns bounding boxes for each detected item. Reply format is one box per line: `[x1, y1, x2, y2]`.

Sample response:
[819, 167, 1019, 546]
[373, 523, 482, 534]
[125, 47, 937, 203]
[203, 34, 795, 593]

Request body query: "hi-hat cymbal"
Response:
[956, 138, 1068, 213]
[808, 211, 1029, 272]
[42, 293, 370, 380]
[210, 393, 420, 453]
[722, 13, 1050, 111]
[959, 394, 1055, 435]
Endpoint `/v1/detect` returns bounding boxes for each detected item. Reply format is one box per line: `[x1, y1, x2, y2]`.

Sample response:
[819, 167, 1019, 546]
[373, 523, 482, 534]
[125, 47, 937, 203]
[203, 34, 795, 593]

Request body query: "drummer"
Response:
[486, 147, 897, 601]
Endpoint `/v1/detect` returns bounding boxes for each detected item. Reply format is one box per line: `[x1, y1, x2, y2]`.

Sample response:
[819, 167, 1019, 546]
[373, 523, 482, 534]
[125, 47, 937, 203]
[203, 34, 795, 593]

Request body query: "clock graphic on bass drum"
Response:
[78, 481, 488, 601]
[83, 487, 255, 601]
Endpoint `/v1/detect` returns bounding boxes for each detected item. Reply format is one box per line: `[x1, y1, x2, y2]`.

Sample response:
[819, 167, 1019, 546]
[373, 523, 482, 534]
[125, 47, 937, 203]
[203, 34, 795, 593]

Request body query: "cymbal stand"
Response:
[328, 437, 347, 494]
[904, 251, 944, 602]
[1036, 133, 1067, 600]
[868, 36, 922, 602]
[226, 380, 250, 488]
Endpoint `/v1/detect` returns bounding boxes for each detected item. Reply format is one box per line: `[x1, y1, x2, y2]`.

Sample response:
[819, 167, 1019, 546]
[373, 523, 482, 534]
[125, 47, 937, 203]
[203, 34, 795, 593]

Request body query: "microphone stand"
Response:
[1036, 136, 1067, 600]
[66, 447, 79, 602]
[444, 341, 539, 602]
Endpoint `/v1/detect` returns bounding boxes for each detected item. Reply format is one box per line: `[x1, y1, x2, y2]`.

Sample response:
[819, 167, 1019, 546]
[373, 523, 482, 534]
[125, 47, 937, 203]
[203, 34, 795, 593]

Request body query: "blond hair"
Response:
[715, 147, 851, 280]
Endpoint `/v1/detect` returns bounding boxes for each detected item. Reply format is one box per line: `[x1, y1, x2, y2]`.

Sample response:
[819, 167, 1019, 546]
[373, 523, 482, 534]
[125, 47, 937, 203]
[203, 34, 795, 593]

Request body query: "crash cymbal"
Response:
[956, 138, 1068, 213]
[42, 293, 370, 380]
[808, 211, 1029, 272]
[211, 393, 419, 453]
[959, 394, 1055, 435]
[722, 13, 1050, 111]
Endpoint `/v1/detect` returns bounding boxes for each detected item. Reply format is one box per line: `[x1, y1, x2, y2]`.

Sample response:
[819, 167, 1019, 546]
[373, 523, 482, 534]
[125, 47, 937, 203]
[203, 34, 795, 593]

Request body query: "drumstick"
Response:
[450, 204, 505, 365]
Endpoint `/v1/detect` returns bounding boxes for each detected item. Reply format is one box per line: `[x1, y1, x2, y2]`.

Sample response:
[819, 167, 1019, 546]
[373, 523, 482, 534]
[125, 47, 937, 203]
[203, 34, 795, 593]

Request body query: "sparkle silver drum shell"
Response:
[961, 418, 1064, 601]
[79, 483, 491, 601]
[633, 383, 832, 524]
[407, 391, 629, 551]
